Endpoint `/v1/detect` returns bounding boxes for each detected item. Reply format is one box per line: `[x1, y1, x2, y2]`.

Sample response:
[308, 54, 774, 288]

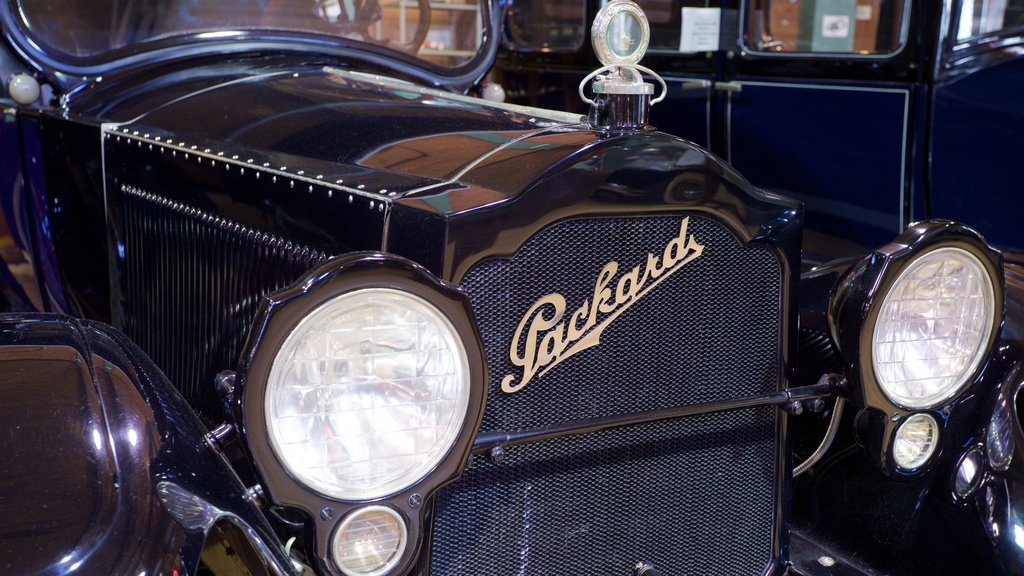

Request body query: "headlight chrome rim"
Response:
[265, 287, 472, 501]
[870, 246, 997, 410]
[331, 505, 409, 576]
[892, 412, 940, 471]
[236, 253, 487, 576]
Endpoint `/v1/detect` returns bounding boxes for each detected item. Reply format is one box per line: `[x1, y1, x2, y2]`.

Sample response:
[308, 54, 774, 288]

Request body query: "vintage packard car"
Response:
[0, 1, 1021, 575]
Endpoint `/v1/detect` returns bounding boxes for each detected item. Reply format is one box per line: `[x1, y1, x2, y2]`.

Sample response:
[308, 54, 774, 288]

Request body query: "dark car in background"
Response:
[1, 1, 1023, 575]
[494, 0, 1024, 262]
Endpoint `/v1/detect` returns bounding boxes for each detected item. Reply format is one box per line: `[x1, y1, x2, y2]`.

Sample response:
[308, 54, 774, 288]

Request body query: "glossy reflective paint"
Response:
[931, 56, 1024, 251]
[790, 256, 1024, 576]
[0, 0, 500, 95]
[17, 112, 65, 312]
[726, 80, 912, 260]
[0, 314, 294, 575]
[0, 106, 42, 311]
[109, 66, 568, 190]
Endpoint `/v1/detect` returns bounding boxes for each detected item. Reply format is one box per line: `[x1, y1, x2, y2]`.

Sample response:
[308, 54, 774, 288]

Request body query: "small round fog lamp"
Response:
[332, 506, 407, 576]
[893, 413, 940, 471]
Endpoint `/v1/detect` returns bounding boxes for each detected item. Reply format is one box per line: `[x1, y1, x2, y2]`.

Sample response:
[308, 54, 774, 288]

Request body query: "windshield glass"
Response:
[13, 0, 485, 69]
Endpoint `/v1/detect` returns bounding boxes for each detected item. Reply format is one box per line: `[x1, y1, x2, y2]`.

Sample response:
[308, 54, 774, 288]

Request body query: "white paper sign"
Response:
[821, 14, 851, 38]
[856, 5, 873, 20]
[679, 7, 721, 53]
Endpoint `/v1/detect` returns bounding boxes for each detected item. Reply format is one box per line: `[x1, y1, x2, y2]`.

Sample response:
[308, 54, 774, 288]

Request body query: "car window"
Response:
[631, 0, 724, 52]
[745, 0, 910, 55]
[12, 0, 486, 68]
[956, 0, 1024, 41]
[503, 0, 586, 51]
[594, 0, 725, 53]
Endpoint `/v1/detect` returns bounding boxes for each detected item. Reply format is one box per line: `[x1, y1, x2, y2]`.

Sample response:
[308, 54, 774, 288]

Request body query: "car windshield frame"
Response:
[2, 0, 497, 91]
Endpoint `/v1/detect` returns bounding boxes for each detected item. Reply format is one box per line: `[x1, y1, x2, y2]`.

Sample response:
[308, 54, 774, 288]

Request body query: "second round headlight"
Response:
[871, 247, 995, 408]
[265, 288, 471, 500]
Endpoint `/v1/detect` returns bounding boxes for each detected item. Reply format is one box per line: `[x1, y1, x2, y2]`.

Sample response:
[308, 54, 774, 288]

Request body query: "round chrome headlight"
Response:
[892, 413, 940, 470]
[265, 288, 471, 500]
[332, 506, 408, 576]
[871, 247, 995, 408]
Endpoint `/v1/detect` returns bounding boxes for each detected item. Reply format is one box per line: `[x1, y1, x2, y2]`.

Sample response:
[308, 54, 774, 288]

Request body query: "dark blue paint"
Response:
[727, 80, 909, 261]
[909, 85, 929, 226]
[0, 108, 41, 310]
[930, 56, 1024, 252]
[652, 76, 712, 149]
[17, 114, 64, 312]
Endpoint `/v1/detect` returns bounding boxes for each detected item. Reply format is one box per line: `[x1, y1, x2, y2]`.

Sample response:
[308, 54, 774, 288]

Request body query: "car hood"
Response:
[111, 66, 585, 196]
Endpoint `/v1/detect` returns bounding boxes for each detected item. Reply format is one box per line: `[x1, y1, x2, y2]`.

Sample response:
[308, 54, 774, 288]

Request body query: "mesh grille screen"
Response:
[119, 186, 328, 418]
[433, 215, 783, 575]
[432, 407, 777, 576]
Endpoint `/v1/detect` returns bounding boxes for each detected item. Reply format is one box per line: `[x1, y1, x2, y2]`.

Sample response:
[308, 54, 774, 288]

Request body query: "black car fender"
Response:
[0, 313, 296, 575]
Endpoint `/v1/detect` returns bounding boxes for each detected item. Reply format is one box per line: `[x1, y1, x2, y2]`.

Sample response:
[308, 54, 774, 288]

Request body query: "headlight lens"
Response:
[266, 288, 471, 500]
[872, 247, 995, 408]
[892, 413, 939, 470]
[332, 506, 408, 576]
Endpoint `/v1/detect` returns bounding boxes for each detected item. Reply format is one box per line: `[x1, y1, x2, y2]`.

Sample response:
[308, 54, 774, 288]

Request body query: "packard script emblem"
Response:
[501, 217, 705, 393]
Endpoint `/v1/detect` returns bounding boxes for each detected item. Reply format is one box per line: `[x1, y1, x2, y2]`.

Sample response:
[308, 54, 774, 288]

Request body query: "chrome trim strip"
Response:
[472, 381, 835, 453]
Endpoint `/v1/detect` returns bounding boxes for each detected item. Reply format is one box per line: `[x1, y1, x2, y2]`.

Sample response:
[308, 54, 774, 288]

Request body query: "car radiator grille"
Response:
[117, 185, 328, 419]
[434, 215, 783, 576]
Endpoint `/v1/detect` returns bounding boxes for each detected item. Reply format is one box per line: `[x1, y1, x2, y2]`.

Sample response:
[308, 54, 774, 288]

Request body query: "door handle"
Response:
[680, 80, 711, 91]
[713, 81, 743, 93]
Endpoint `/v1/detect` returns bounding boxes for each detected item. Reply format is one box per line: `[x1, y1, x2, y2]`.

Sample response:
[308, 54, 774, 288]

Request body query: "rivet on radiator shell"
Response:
[408, 493, 423, 508]
[488, 446, 505, 464]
